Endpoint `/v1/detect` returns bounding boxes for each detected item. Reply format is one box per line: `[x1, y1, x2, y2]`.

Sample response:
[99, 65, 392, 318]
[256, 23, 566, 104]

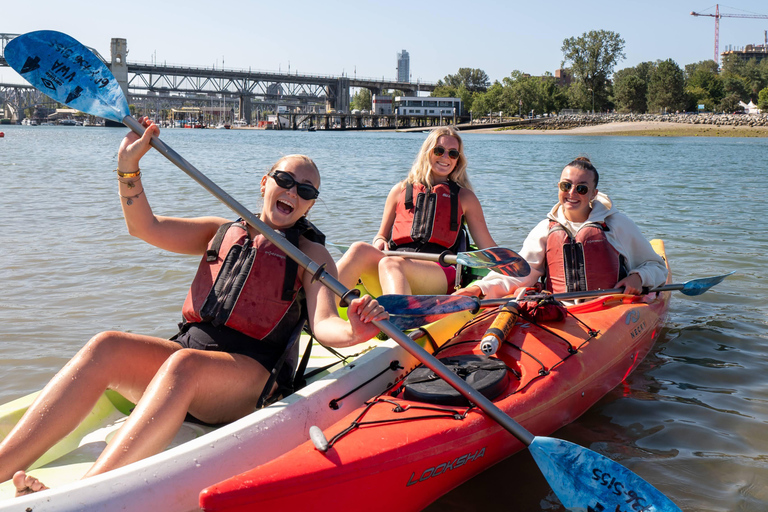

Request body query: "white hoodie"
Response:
[475, 192, 667, 298]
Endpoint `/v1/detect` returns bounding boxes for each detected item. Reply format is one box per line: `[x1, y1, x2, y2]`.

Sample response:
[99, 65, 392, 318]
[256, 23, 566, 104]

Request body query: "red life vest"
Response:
[182, 218, 324, 341]
[390, 181, 464, 253]
[544, 220, 626, 293]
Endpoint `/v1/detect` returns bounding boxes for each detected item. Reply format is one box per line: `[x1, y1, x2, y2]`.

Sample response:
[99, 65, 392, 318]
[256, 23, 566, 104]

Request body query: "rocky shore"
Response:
[529, 112, 768, 130]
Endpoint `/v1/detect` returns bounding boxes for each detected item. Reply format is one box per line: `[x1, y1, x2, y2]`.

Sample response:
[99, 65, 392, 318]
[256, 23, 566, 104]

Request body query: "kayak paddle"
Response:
[5, 30, 682, 512]
[382, 247, 531, 277]
[379, 272, 736, 329]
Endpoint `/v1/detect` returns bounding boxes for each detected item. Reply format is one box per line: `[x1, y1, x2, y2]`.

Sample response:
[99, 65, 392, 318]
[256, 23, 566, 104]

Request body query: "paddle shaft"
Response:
[464, 282, 696, 311]
[123, 115, 537, 447]
[382, 250, 457, 265]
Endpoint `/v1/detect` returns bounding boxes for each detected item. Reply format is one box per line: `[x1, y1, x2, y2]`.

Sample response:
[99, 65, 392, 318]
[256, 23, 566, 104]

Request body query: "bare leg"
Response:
[378, 258, 450, 296]
[0, 331, 180, 484]
[84, 348, 269, 477]
[336, 242, 386, 297]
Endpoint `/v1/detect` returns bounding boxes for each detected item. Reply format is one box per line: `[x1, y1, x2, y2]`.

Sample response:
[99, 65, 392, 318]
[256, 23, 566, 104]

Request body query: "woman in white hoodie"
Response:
[457, 157, 667, 300]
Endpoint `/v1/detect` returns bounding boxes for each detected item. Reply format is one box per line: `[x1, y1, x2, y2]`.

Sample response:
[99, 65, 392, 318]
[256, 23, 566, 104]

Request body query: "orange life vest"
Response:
[390, 181, 464, 254]
[544, 220, 626, 293]
[182, 218, 324, 341]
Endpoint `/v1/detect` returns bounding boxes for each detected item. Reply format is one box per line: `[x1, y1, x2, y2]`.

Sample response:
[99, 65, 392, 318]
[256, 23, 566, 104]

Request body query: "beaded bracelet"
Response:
[118, 176, 141, 189]
[119, 190, 145, 205]
[115, 168, 141, 178]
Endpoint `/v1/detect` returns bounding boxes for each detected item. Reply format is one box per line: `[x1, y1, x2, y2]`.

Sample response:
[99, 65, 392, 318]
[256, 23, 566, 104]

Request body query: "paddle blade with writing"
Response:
[5, 30, 129, 123]
[457, 247, 531, 277]
[528, 437, 681, 512]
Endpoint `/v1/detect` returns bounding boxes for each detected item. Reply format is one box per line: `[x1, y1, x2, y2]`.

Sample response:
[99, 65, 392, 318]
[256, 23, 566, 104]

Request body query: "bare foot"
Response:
[12, 470, 48, 497]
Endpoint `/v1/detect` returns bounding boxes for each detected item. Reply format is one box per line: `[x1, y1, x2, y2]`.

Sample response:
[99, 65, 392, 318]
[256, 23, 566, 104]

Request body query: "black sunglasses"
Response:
[269, 170, 320, 200]
[558, 181, 590, 195]
[433, 146, 460, 160]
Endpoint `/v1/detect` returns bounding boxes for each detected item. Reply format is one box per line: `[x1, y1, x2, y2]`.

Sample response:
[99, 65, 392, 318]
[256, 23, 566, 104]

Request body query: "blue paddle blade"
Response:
[680, 271, 735, 296]
[379, 295, 480, 330]
[5, 31, 129, 123]
[456, 247, 531, 277]
[529, 437, 681, 512]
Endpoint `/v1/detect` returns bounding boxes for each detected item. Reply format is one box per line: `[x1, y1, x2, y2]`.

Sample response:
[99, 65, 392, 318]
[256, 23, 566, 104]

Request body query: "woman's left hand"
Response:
[346, 295, 390, 342]
[616, 273, 643, 295]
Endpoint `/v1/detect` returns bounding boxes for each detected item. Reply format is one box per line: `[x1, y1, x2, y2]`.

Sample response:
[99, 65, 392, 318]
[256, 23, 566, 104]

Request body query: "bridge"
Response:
[0, 33, 437, 124]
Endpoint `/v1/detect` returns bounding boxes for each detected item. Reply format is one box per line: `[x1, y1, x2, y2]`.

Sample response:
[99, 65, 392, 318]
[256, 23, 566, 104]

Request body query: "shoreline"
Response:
[469, 120, 768, 138]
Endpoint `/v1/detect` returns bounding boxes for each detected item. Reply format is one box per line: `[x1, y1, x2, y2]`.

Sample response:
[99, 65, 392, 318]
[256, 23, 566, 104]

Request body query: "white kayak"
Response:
[0, 311, 471, 512]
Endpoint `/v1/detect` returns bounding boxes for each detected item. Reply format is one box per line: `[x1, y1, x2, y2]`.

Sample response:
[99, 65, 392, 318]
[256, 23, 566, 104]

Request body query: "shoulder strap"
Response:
[206, 221, 245, 262]
[279, 218, 327, 301]
[404, 182, 414, 210]
[448, 181, 461, 231]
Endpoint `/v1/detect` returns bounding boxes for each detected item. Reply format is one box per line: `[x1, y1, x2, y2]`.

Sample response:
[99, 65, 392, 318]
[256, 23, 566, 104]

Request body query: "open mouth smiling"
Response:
[276, 199, 295, 214]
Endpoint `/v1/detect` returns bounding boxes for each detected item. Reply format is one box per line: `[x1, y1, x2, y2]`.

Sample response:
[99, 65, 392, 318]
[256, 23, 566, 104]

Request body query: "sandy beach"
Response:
[471, 120, 768, 137]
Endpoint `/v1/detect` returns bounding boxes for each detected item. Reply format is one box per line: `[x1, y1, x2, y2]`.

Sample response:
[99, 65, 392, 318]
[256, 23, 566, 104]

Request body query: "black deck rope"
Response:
[328, 360, 403, 410]
[325, 397, 473, 449]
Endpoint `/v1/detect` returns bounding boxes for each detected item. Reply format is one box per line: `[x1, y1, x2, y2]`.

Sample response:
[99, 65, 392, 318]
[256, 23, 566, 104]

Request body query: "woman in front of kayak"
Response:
[456, 156, 666, 299]
[337, 126, 498, 296]
[3, 117, 388, 496]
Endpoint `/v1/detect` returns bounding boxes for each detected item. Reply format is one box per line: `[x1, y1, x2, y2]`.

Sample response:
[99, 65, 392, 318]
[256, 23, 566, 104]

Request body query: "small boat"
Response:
[0, 311, 471, 512]
[199, 241, 672, 512]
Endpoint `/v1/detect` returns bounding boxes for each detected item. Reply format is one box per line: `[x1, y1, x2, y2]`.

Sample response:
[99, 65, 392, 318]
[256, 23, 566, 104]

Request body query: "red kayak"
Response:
[201, 241, 672, 512]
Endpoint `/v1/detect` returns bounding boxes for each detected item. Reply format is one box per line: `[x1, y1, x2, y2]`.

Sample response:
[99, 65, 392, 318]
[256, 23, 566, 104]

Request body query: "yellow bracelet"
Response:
[115, 168, 141, 178]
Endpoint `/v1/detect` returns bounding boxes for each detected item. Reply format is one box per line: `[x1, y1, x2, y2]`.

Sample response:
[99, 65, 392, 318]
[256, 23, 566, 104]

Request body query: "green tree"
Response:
[431, 84, 474, 114]
[561, 30, 626, 112]
[758, 87, 768, 111]
[470, 82, 505, 116]
[613, 67, 648, 113]
[350, 88, 372, 111]
[684, 60, 724, 109]
[647, 59, 686, 113]
[441, 68, 490, 93]
[719, 93, 743, 113]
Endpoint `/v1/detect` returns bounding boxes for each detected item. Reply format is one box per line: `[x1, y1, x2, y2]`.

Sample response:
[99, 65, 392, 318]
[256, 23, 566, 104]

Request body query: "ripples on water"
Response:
[1, 126, 766, 511]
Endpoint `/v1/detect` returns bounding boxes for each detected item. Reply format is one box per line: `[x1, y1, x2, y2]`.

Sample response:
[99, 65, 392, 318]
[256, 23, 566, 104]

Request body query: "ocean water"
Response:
[0, 125, 766, 511]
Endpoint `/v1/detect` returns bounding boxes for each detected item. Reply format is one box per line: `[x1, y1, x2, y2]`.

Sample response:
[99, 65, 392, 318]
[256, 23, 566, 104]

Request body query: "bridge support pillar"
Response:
[110, 38, 129, 101]
[327, 77, 350, 113]
[239, 96, 252, 124]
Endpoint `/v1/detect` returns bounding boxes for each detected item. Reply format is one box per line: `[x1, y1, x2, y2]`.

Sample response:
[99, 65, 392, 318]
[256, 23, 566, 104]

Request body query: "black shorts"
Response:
[172, 323, 291, 387]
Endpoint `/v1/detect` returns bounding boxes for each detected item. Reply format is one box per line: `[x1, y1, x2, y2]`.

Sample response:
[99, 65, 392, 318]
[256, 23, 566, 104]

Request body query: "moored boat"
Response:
[200, 241, 672, 512]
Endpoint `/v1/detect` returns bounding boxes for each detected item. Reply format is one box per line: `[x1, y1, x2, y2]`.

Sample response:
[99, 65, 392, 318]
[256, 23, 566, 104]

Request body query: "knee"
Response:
[378, 256, 406, 276]
[347, 241, 381, 260]
[162, 349, 205, 378]
[79, 330, 127, 363]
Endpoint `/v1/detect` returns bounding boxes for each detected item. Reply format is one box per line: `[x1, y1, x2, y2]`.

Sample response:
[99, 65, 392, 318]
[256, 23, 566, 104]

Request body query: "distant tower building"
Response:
[397, 50, 410, 83]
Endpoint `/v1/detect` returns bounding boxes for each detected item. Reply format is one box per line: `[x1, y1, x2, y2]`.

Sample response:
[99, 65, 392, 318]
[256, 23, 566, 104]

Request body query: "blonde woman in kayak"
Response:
[457, 156, 666, 299]
[337, 126, 497, 296]
[3, 118, 388, 496]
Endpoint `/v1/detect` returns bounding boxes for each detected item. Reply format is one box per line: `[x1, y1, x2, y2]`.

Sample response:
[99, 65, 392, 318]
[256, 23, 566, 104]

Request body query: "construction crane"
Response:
[691, 4, 768, 63]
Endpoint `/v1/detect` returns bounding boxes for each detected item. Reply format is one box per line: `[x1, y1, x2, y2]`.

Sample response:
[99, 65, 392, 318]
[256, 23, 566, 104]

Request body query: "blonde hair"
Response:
[269, 154, 321, 186]
[405, 126, 473, 191]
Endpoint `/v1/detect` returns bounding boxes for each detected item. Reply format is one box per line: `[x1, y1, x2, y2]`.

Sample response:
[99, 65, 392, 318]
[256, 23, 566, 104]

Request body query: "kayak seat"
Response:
[402, 354, 510, 407]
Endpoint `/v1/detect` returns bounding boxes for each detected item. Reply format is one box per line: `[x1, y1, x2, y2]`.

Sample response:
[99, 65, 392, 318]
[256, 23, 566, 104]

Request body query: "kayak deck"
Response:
[200, 241, 671, 512]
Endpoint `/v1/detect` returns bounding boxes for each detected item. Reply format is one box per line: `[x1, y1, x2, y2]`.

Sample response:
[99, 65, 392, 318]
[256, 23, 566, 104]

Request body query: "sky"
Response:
[2, 0, 768, 87]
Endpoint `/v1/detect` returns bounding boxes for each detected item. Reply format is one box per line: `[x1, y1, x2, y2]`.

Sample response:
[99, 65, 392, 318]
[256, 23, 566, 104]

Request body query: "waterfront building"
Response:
[394, 96, 461, 117]
[372, 94, 393, 115]
[397, 50, 410, 83]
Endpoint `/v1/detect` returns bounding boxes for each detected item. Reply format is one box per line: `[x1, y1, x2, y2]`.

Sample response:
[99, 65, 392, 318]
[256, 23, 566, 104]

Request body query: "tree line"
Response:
[351, 30, 768, 116]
